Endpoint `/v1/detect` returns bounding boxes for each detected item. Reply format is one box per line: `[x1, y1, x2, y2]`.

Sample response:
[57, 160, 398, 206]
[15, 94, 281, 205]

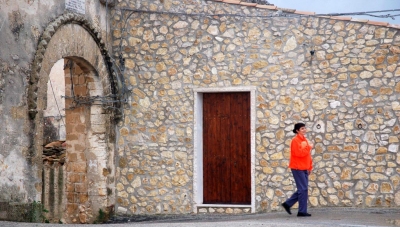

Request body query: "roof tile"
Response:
[331, 16, 352, 21]
[278, 7, 296, 13]
[206, 0, 399, 29]
[350, 18, 369, 23]
[368, 21, 389, 26]
[256, 4, 277, 9]
[222, 0, 241, 4]
[388, 24, 400, 29]
[240, 2, 258, 6]
[294, 10, 315, 15]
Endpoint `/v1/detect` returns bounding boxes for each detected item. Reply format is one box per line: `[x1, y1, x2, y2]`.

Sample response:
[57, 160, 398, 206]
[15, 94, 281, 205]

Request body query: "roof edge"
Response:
[207, 0, 400, 29]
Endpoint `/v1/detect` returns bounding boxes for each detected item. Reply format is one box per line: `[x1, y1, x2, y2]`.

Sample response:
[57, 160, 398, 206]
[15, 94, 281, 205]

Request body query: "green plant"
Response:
[98, 208, 106, 222]
[29, 201, 49, 223]
[94, 206, 115, 224]
[93, 208, 106, 224]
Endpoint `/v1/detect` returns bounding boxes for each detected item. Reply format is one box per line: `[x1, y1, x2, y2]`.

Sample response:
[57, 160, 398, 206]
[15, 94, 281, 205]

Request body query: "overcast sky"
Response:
[270, 0, 400, 25]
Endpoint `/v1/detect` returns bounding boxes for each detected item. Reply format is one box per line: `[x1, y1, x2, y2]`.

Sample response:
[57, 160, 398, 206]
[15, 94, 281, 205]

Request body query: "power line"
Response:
[318, 9, 400, 16]
[364, 13, 400, 20]
[118, 7, 400, 20]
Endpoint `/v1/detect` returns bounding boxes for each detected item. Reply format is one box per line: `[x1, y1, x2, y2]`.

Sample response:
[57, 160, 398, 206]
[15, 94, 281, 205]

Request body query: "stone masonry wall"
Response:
[112, 1, 400, 214]
[0, 0, 112, 212]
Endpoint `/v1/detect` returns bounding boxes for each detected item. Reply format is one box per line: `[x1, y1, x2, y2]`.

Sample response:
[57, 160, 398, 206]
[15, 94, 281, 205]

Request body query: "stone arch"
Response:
[28, 13, 119, 223]
[28, 13, 120, 116]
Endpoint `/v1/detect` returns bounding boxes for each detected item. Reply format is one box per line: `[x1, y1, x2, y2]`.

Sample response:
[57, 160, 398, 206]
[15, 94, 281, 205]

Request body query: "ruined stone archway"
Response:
[28, 13, 119, 223]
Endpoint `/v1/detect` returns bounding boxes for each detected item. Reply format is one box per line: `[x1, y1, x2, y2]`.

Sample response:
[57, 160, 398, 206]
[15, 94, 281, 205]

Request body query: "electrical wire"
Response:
[63, 60, 75, 98]
[61, 56, 127, 111]
[48, 79, 66, 126]
[118, 11, 135, 57]
[106, 0, 109, 46]
[105, 0, 124, 78]
[0, 17, 6, 33]
[318, 9, 400, 17]
[118, 7, 400, 20]
[103, 6, 400, 120]
[103, 2, 128, 121]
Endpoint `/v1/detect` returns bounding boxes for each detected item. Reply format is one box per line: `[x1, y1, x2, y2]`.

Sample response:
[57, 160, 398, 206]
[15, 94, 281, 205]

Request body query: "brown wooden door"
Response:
[203, 92, 251, 204]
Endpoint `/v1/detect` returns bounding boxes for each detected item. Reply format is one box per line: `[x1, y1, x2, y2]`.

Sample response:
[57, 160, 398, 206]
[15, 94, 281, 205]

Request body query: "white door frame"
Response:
[192, 86, 256, 213]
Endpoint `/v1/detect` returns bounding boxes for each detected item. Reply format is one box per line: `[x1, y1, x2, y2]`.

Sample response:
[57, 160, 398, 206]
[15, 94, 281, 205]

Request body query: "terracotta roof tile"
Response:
[278, 7, 296, 13]
[256, 4, 277, 9]
[388, 24, 400, 29]
[240, 2, 258, 6]
[331, 16, 352, 21]
[242, 0, 272, 5]
[294, 10, 315, 15]
[367, 21, 389, 26]
[222, 0, 241, 4]
[351, 18, 369, 23]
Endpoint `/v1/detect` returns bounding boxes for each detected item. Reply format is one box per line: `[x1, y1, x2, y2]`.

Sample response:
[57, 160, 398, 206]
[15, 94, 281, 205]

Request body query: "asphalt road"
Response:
[1, 208, 399, 227]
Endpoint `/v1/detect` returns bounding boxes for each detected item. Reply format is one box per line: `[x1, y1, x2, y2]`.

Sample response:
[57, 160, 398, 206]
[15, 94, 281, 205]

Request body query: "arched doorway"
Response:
[42, 58, 66, 223]
[29, 14, 119, 223]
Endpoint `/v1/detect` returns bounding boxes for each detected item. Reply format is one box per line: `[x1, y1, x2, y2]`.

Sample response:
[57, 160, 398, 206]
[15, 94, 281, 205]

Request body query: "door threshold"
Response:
[198, 204, 251, 208]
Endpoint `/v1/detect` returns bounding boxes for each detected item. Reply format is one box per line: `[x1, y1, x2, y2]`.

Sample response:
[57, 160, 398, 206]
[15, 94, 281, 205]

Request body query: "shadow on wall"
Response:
[0, 199, 48, 222]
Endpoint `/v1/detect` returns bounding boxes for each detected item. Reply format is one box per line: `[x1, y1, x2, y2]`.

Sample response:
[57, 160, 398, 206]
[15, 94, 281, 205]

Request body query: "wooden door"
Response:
[203, 92, 251, 204]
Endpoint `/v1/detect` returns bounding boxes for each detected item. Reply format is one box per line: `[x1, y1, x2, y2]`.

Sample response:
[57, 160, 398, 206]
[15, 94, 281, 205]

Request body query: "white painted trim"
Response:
[193, 91, 204, 212]
[193, 86, 256, 213]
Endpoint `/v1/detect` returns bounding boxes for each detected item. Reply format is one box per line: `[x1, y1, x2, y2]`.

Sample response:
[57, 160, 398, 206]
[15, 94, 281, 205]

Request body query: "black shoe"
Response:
[297, 212, 311, 217]
[281, 202, 291, 215]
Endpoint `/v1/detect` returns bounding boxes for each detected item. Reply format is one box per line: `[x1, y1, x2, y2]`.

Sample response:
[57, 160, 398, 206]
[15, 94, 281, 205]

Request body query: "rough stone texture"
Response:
[0, 0, 115, 223]
[1, 0, 400, 222]
[37, 24, 116, 223]
[197, 207, 251, 214]
[111, 0, 400, 215]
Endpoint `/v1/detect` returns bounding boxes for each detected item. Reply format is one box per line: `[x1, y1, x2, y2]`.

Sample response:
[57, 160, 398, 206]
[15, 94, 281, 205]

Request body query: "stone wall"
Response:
[0, 0, 115, 223]
[112, 0, 400, 215]
[0, 0, 399, 221]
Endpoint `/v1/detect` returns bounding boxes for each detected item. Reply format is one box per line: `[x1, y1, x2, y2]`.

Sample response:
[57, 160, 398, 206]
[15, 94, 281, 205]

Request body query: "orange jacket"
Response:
[288, 134, 313, 171]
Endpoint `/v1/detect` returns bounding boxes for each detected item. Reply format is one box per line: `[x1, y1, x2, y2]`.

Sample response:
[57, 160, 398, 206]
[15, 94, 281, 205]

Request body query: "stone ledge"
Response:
[197, 207, 251, 214]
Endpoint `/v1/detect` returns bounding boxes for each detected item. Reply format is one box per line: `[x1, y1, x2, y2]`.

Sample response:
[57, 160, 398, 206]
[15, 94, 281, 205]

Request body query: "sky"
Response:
[270, 0, 400, 25]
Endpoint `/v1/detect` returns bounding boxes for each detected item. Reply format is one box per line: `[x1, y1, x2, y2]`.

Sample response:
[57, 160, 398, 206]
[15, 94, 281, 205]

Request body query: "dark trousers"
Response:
[285, 169, 309, 213]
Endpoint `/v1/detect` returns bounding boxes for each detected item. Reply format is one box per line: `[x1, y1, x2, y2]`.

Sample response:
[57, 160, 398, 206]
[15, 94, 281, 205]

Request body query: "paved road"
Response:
[1, 208, 399, 227]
